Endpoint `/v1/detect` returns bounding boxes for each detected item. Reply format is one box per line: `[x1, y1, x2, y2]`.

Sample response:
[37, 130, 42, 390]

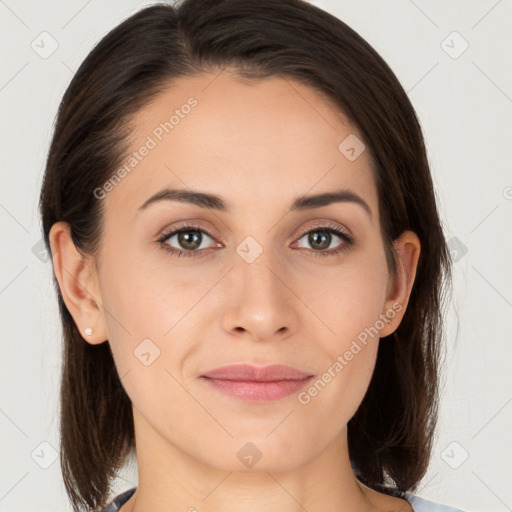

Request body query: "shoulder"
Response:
[100, 487, 136, 512]
[405, 491, 470, 512]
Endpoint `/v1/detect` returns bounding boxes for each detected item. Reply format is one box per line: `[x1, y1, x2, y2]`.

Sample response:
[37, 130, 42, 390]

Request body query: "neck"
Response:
[121, 410, 377, 512]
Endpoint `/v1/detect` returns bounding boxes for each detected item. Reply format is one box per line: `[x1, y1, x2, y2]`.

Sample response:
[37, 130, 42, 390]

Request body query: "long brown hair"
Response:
[38, 0, 452, 509]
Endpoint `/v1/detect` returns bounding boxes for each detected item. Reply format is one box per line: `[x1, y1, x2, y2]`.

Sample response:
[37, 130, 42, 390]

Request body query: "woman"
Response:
[39, 0, 468, 510]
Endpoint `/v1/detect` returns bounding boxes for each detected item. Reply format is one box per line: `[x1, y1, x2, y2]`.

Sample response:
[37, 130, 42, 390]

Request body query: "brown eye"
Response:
[164, 229, 213, 251]
[157, 224, 218, 258]
[297, 228, 348, 251]
[294, 224, 353, 257]
[176, 230, 203, 250]
[306, 230, 332, 250]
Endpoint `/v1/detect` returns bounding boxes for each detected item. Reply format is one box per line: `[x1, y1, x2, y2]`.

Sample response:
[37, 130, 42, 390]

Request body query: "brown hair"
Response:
[38, 0, 452, 509]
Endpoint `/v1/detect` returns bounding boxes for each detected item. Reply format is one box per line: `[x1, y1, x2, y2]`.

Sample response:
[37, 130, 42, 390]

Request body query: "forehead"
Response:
[103, 71, 377, 218]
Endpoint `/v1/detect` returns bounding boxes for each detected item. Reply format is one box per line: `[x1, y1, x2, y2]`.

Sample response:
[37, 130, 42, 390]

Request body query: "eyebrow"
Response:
[137, 187, 372, 218]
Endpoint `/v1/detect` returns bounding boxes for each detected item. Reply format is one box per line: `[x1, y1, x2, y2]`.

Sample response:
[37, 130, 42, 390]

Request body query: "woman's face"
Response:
[65, 72, 417, 474]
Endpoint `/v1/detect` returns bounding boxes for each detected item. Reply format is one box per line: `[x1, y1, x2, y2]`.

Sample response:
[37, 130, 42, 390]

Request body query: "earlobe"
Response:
[48, 221, 107, 345]
[379, 230, 421, 338]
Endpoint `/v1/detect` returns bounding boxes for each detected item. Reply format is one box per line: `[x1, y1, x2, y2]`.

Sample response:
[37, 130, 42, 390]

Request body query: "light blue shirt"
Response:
[405, 491, 469, 511]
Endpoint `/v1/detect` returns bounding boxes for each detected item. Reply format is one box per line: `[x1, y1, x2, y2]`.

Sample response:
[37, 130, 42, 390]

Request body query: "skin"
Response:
[49, 71, 420, 512]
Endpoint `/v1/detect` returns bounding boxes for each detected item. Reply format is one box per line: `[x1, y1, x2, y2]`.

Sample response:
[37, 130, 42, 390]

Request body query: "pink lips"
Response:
[201, 364, 314, 402]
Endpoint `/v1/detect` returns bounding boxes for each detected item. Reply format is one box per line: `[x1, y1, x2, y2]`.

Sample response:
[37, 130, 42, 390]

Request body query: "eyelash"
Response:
[156, 221, 354, 259]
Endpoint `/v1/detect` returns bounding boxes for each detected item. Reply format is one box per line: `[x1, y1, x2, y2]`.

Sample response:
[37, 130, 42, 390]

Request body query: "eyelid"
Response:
[294, 221, 352, 241]
[158, 220, 220, 241]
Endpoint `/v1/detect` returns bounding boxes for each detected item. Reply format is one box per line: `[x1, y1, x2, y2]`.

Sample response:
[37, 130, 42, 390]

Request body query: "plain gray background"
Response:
[1, 0, 511, 511]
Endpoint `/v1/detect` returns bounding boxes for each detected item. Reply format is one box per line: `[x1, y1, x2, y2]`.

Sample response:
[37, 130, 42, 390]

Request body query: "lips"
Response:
[201, 363, 313, 382]
[200, 364, 315, 402]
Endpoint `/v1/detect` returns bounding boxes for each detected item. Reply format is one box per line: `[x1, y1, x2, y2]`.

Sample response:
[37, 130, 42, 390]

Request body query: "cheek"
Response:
[98, 252, 214, 402]
[101, 274, 194, 420]
[326, 276, 388, 345]
[312, 251, 389, 343]
[296, 263, 388, 428]
[304, 251, 389, 401]
[100, 249, 201, 338]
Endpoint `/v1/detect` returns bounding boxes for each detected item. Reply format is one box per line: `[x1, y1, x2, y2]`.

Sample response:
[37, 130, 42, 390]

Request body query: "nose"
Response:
[221, 249, 301, 342]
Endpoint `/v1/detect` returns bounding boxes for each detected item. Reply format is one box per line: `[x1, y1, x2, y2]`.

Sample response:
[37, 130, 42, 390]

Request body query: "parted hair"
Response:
[38, 0, 452, 510]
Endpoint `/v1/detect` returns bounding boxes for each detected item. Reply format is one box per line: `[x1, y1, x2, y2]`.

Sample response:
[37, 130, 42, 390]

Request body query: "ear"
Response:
[379, 230, 421, 338]
[48, 221, 107, 345]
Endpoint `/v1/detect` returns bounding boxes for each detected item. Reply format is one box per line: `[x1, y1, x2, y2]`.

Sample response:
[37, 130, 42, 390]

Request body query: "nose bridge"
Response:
[221, 234, 299, 338]
[236, 235, 287, 305]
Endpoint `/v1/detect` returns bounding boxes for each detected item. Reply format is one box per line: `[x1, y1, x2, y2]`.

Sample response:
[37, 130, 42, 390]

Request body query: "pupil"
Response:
[309, 230, 330, 250]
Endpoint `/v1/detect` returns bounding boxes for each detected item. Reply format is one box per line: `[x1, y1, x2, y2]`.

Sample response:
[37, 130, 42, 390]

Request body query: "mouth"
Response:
[200, 364, 314, 402]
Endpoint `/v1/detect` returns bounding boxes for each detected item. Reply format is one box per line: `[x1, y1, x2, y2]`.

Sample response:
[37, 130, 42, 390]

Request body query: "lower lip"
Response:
[201, 376, 314, 401]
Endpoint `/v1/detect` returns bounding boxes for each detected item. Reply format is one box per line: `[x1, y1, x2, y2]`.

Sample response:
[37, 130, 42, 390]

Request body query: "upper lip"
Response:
[201, 364, 314, 382]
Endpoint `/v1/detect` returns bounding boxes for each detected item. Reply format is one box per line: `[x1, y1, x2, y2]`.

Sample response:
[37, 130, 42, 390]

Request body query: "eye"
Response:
[157, 223, 219, 258]
[157, 221, 353, 259]
[294, 223, 353, 257]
